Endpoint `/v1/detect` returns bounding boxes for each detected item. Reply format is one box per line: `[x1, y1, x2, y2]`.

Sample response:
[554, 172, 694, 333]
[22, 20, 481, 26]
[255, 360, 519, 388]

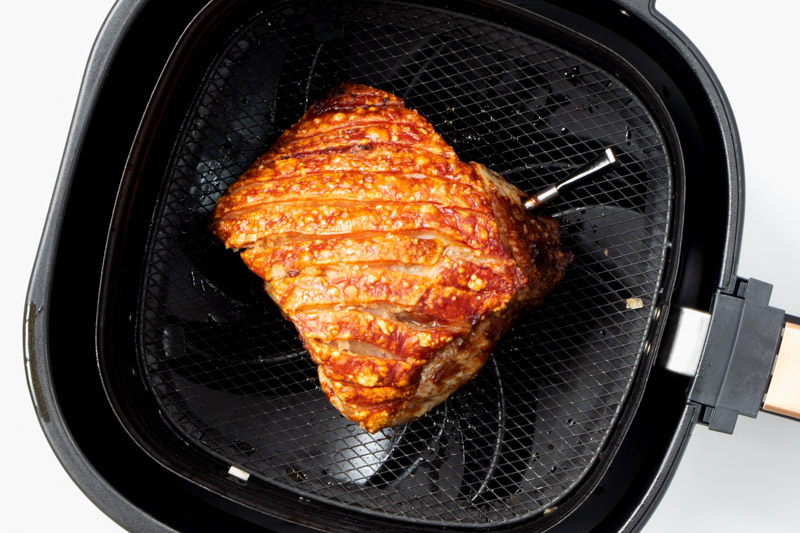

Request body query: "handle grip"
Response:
[662, 280, 799, 431]
[681, 279, 790, 433]
[763, 317, 800, 420]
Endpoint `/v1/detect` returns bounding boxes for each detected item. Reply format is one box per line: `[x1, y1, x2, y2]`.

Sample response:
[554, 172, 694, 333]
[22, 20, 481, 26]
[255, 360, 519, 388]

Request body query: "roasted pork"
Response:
[211, 83, 571, 432]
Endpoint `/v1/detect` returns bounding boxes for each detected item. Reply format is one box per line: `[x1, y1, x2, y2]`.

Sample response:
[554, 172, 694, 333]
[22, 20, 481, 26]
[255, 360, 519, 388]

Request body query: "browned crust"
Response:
[294, 309, 454, 359]
[211, 83, 571, 432]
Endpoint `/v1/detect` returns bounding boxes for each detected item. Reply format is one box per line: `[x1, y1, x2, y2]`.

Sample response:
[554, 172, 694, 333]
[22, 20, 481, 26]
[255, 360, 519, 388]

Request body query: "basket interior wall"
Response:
[135, 0, 673, 526]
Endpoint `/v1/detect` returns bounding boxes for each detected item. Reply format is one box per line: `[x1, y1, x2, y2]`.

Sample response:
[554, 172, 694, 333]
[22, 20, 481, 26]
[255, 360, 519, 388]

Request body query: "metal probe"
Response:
[524, 147, 618, 210]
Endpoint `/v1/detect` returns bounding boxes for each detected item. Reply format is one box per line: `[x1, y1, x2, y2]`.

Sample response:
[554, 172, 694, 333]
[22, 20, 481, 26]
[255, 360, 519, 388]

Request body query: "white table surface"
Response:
[2, 1, 798, 531]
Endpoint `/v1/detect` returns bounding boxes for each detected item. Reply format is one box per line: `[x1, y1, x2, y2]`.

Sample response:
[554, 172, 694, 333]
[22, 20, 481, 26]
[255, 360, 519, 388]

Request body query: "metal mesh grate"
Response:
[137, 0, 673, 526]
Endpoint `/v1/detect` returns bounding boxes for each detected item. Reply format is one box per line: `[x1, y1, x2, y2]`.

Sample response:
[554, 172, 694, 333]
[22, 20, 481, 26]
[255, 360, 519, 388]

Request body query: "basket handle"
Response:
[663, 279, 800, 432]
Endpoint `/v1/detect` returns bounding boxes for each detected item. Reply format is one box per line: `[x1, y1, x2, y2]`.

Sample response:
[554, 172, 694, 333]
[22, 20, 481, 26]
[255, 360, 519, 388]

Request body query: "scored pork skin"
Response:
[211, 83, 571, 432]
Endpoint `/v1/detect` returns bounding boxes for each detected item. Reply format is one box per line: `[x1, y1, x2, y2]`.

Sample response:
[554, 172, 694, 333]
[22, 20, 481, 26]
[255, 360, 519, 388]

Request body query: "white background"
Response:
[1, 1, 798, 531]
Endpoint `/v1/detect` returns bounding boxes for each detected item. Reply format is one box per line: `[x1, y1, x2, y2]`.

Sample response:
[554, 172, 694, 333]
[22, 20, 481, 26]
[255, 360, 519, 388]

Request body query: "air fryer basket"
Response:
[97, 0, 682, 530]
[28, 0, 751, 531]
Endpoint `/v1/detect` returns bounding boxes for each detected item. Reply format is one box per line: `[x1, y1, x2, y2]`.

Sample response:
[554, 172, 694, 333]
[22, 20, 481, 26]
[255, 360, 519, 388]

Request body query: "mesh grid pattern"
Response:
[137, 0, 672, 526]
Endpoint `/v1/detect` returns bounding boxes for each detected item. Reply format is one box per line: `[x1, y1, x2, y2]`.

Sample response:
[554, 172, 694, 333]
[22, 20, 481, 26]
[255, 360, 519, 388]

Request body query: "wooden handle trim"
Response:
[763, 321, 800, 419]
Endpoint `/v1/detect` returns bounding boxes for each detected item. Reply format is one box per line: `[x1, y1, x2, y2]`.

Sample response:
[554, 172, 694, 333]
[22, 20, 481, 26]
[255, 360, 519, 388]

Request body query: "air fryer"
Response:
[24, 1, 799, 532]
